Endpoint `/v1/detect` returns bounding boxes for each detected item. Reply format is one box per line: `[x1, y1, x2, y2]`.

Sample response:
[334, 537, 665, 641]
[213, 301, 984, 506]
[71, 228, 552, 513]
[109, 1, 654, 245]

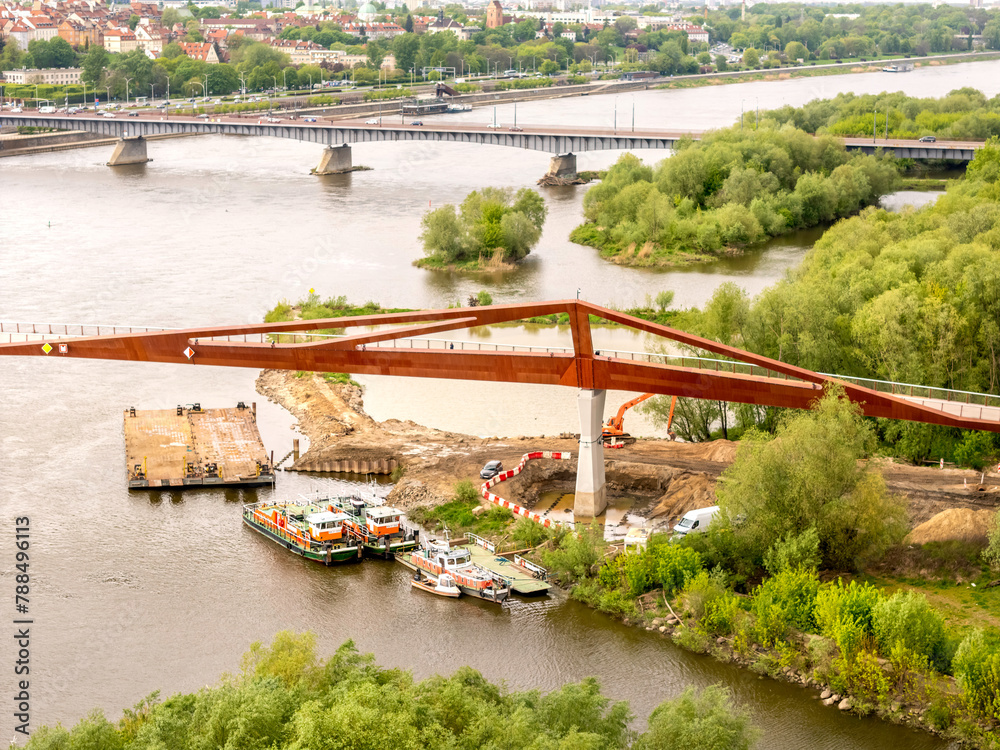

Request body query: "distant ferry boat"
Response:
[242, 501, 361, 564]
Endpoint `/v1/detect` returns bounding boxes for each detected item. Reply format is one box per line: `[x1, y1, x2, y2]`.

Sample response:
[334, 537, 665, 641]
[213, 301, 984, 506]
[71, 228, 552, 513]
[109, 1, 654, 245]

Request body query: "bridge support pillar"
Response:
[547, 152, 577, 179]
[313, 144, 352, 175]
[574, 388, 607, 518]
[107, 136, 149, 166]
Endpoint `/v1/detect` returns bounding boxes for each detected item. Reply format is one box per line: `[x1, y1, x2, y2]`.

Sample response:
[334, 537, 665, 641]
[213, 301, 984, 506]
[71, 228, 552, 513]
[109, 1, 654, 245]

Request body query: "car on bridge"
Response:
[918, 135, 937, 143]
[102, 112, 116, 118]
[410, 120, 423, 126]
[365, 118, 379, 125]
[509, 126, 523, 132]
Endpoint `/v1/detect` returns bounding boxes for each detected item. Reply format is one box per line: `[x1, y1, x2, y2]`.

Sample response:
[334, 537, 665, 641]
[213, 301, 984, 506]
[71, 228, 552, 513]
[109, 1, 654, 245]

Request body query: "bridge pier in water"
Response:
[313, 144, 352, 175]
[547, 152, 577, 180]
[107, 136, 149, 167]
[574, 388, 607, 517]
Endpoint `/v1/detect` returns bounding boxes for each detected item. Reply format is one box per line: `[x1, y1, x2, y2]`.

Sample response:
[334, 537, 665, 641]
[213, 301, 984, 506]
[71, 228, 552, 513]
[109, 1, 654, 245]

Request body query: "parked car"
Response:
[410, 120, 423, 126]
[918, 135, 937, 143]
[672, 506, 720, 538]
[480, 460, 503, 480]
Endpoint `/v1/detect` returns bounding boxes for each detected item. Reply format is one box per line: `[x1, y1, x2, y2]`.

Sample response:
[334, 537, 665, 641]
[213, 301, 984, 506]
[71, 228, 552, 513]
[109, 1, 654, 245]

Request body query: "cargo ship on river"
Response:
[242, 500, 361, 564]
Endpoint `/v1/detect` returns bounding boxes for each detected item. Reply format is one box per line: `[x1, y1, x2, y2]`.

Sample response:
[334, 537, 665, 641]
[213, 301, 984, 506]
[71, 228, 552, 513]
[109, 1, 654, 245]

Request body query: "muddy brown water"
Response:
[3, 61, 992, 745]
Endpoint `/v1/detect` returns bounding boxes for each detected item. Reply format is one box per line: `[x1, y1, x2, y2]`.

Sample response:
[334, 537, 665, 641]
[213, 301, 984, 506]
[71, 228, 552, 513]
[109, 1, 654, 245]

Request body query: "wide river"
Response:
[3, 59, 998, 746]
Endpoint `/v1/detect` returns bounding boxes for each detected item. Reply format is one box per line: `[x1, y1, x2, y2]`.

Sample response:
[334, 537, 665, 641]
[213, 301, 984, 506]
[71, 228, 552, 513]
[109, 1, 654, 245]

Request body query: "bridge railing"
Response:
[0, 321, 175, 343]
[821, 374, 1000, 409]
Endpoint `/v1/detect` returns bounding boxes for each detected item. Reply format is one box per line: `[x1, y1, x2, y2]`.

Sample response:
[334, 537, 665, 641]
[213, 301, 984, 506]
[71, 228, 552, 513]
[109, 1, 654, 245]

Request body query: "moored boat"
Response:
[410, 571, 461, 598]
[242, 500, 361, 564]
[397, 540, 511, 603]
[326, 493, 419, 558]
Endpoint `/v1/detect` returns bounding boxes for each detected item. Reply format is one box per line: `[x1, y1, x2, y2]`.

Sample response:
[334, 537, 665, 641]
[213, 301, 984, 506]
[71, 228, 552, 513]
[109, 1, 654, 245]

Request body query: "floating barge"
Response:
[124, 402, 274, 489]
[465, 534, 551, 596]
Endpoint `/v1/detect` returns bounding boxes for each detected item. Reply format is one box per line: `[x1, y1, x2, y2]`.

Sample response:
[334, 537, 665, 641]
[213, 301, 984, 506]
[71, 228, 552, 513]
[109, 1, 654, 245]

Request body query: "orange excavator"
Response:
[602, 394, 677, 445]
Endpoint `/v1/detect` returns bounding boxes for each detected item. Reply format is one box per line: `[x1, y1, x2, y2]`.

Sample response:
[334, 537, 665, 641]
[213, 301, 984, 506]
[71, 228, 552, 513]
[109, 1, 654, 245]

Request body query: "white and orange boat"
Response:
[397, 540, 510, 603]
[242, 501, 361, 564]
[325, 493, 420, 558]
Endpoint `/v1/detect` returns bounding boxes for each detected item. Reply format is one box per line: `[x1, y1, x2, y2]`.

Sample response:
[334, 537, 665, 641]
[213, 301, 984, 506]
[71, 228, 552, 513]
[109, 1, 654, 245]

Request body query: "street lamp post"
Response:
[614, 95, 618, 133]
[124, 76, 132, 106]
[105, 85, 111, 107]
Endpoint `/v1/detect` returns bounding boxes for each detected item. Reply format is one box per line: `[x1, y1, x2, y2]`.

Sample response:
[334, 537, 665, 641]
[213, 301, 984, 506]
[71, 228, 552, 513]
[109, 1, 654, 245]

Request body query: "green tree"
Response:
[742, 47, 759, 67]
[715, 387, 906, 570]
[784, 41, 808, 61]
[80, 44, 108, 86]
[634, 685, 759, 750]
[539, 58, 559, 75]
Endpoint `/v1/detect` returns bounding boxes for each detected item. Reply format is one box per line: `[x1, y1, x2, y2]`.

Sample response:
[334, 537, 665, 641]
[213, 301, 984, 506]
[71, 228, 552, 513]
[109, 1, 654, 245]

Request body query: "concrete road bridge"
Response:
[2, 301, 997, 517]
[0, 112, 983, 176]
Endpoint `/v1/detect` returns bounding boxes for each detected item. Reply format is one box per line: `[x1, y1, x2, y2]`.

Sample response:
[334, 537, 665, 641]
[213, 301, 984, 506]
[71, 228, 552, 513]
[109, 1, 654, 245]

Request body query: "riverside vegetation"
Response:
[535, 390, 1000, 748]
[570, 125, 900, 267]
[643, 135, 1000, 466]
[25, 631, 759, 750]
[764, 87, 1000, 141]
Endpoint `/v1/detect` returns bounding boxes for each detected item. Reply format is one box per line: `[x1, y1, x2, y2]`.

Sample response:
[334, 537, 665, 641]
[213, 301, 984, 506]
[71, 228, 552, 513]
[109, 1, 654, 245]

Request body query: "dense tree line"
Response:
[24, 631, 758, 750]
[705, 2, 1000, 59]
[641, 135, 1000, 465]
[763, 87, 1000, 141]
[571, 126, 899, 265]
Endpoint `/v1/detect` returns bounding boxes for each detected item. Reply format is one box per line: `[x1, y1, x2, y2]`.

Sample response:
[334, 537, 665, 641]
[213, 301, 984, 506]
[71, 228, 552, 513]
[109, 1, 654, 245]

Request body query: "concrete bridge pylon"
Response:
[313, 144, 353, 175]
[575, 388, 607, 517]
[106, 136, 149, 166]
[547, 152, 577, 179]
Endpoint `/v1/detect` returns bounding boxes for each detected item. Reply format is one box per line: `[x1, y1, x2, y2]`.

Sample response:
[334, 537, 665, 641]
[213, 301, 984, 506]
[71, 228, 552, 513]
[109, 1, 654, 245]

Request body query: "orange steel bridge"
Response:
[3, 300, 997, 513]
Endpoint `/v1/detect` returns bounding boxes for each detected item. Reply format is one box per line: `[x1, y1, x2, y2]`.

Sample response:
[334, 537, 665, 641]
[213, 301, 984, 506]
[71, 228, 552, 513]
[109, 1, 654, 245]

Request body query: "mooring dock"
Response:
[465, 535, 552, 596]
[124, 402, 274, 489]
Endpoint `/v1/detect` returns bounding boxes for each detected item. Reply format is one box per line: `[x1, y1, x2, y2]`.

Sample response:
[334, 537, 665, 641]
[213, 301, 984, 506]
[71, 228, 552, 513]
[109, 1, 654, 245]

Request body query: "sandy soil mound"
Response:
[648, 473, 717, 522]
[906, 508, 996, 545]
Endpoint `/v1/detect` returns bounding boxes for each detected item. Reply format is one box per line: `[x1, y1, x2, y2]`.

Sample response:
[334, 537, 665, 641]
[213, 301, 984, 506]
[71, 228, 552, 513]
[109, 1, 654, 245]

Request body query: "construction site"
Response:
[255, 368, 1000, 540]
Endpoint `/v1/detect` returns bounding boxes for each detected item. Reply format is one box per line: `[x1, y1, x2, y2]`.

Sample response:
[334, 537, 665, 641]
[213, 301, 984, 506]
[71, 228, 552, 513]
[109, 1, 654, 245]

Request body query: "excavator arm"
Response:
[603, 393, 677, 443]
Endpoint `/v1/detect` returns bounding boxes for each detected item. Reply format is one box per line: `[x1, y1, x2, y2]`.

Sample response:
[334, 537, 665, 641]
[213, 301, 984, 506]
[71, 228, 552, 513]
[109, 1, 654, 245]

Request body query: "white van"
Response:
[673, 506, 720, 537]
[39, 106, 56, 114]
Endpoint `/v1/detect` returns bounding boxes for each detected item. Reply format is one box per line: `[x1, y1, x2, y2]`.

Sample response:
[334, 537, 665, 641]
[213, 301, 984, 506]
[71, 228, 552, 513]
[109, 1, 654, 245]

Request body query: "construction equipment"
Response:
[602, 394, 677, 446]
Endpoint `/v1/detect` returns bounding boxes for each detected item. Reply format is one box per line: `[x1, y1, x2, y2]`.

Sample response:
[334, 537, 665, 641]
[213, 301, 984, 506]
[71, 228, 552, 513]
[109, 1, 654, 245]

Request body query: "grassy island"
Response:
[414, 187, 547, 272]
[570, 126, 900, 268]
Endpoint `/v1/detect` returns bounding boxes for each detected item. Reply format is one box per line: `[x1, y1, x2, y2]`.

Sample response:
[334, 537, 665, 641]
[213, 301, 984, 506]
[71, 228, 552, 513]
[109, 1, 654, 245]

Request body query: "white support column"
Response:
[575, 388, 607, 517]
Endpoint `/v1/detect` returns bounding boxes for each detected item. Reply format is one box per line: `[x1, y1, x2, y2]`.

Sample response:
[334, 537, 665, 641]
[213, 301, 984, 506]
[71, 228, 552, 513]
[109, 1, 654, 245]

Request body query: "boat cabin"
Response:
[365, 505, 402, 536]
[305, 510, 348, 542]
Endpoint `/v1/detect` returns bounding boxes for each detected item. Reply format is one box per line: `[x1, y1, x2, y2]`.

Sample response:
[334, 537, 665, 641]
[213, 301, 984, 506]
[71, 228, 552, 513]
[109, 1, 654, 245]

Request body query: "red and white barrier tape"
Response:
[480, 451, 572, 528]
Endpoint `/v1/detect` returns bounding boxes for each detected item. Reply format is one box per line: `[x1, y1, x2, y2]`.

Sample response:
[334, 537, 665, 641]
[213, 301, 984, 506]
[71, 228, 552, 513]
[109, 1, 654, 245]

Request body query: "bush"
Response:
[511, 517, 549, 548]
[842, 649, 890, 707]
[872, 591, 947, 670]
[750, 568, 820, 646]
[983, 511, 1000, 571]
[453, 479, 478, 504]
[953, 430, 995, 470]
[634, 685, 759, 750]
[542, 523, 606, 584]
[762, 527, 820, 575]
[952, 630, 1000, 723]
[814, 579, 883, 639]
[686, 570, 744, 636]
